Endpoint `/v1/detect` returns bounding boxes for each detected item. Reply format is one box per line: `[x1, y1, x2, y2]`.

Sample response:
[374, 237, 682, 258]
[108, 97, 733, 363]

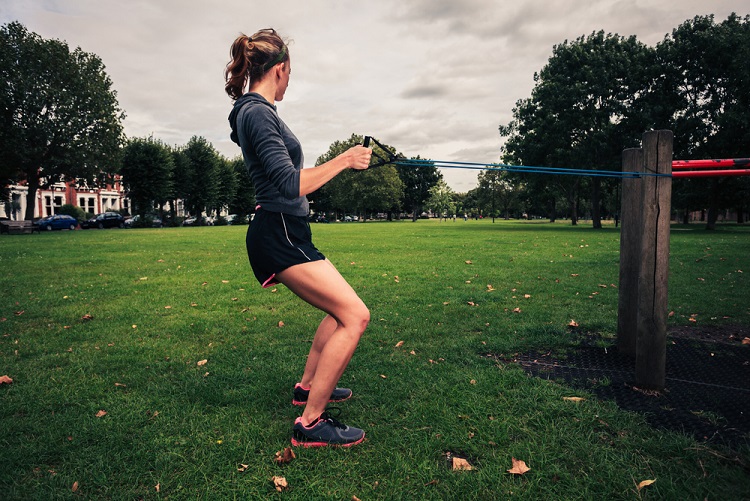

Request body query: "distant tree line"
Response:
[3, 16, 748, 228]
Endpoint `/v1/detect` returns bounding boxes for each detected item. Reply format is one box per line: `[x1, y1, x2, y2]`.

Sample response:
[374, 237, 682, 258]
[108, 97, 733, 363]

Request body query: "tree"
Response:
[500, 31, 654, 227]
[476, 170, 521, 221]
[426, 179, 454, 221]
[212, 157, 238, 217]
[181, 136, 220, 221]
[0, 22, 125, 220]
[396, 156, 442, 221]
[120, 137, 174, 219]
[313, 134, 403, 220]
[656, 14, 750, 229]
[228, 156, 256, 220]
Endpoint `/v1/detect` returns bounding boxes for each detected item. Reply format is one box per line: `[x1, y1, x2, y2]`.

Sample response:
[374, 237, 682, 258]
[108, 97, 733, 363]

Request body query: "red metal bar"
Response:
[672, 158, 750, 169]
[673, 169, 750, 178]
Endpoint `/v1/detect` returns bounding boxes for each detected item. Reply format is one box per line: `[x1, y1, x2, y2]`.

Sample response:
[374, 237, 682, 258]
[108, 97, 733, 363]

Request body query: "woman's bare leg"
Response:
[277, 259, 369, 425]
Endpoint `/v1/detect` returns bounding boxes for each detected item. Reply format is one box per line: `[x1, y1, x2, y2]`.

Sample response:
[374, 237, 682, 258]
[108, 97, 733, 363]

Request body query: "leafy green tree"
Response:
[228, 156, 255, 220]
[395, 156, 442, 221]
[656, 14, 750, 229]
[0, 22, 125, 220]
[120, 137, 174, 219]
[476, 170, 522, 221]
[313, 134, 403, 220]
[500, 31, 654, 227]
[212, 157, 238, 217]
[426, 179, 454, 221]
[181, 136, 220, 222]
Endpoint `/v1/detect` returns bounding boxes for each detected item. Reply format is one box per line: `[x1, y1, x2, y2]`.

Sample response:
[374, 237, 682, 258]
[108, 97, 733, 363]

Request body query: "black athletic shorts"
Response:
[246, 208, 326, 288]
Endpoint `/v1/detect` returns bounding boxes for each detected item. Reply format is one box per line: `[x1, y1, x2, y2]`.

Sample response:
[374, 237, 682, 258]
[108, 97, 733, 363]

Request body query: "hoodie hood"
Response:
[228, 93, 275, 145]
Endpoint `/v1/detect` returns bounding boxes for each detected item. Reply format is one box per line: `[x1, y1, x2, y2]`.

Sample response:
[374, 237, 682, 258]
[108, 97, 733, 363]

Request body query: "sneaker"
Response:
[291, 409, 365, 448]
[292, 383, 352, 406]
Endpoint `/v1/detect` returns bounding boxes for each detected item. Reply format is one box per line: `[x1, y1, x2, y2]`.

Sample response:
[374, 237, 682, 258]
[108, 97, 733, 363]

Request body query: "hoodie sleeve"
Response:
[243, 104, 301, 199]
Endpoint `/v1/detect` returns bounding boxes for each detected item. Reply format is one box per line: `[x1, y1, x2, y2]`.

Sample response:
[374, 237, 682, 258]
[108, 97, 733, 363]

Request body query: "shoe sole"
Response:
[292, 394, 352, 406]
[291, 433, 365, 448]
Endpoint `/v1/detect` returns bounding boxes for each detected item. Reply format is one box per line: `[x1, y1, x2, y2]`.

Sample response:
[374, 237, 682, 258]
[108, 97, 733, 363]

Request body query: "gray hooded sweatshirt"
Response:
[229, 92, 309, 216]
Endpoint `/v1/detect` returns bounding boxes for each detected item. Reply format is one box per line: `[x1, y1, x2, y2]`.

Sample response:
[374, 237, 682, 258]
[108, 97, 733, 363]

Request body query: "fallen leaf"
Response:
[352, 496, 362, 501]
[513, 308, 521, 313]
[637, 479, 656, 490]
[274, 447, 296, 464]
[568, 320, 579, 327]
[237, 464, 249, 472]
[139, 277, 148, 281]
[72, 481, 79, 492]
[95, 410, 107, 418]
[380, 374, 387, 379]
[563, 396, 585, 403]
[395, 341, 404, 348]
[114, 382, 126, 387]
[465, 260, 473, 265]
[197, 359, 208, 366]
[278, 321, 285, 327]
[467, 301, 476, 306]
[0, 375, 12, 385]
[164, 305, 172, 309]
[523, 294, 531, 299]
[81, 314, 93, 321]
[470, 379, 477, 385]
[452, 457, 473, 471]
[486, 285, 496, 291]
[222, 280, 229, 283]
[742, 338, 750, 345]
[155, 483, 160, 492]
[507, 457, 530, 475]
[272, 476, 288, 492]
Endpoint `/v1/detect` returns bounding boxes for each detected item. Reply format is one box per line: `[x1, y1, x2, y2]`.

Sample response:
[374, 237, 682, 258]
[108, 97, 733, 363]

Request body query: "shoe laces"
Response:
[319, 407, 346, 429]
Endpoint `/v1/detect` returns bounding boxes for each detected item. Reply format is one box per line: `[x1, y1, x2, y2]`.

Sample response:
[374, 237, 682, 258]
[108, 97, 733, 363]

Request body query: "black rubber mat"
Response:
[505, 338, 750, 450]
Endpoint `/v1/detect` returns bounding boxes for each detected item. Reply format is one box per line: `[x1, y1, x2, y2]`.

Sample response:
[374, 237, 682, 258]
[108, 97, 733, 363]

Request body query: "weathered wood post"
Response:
[636, 130, 673, 390]
[617, 130, 673, 391]
[616, 148, 644, 356]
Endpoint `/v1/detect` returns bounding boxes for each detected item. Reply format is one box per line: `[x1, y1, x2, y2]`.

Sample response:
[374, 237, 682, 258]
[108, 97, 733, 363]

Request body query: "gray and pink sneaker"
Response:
[291, 409, 365, 448]
[292, 383, 352, 406]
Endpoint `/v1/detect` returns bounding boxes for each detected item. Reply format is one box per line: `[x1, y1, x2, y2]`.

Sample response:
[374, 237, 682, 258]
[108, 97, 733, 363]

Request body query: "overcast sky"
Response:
[2, 1, 746, 191]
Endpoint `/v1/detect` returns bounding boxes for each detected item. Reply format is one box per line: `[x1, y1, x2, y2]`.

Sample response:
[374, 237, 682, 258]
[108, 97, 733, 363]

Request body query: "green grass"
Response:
[1, 220, 748, 500]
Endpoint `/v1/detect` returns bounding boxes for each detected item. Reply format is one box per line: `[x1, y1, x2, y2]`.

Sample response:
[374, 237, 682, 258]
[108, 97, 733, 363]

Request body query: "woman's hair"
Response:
[225, 28, 289, 100]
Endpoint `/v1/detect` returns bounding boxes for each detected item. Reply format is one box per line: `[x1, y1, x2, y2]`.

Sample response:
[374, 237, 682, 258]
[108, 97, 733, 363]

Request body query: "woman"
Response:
[225, 29, 372, 448]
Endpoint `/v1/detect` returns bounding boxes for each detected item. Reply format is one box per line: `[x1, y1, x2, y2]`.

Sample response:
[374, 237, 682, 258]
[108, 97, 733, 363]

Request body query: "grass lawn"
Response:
[1, 219, 748, 499]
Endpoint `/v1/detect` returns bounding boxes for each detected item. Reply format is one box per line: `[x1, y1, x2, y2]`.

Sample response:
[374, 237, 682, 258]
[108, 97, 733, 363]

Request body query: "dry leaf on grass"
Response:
[81, 314, 94, 321]
[272, 476, 288, 492]
[274, 447, 296, 464]
[563, 396, 585, 403]
[197, 359, 208, 366]
[278, 321, 285, 327]
[513, 307, 522, 313]
[395, 341, 405, 348]
[637, 479, 656, 490]
[155, 483, 160, 492]
[743, 337, 750, 345]
[568, 319, 579, 327]
[0, 375, 13, 385]
[507, 457, 530, 475]
[72, 481, 79, 492]
[452, 457, 473, 471]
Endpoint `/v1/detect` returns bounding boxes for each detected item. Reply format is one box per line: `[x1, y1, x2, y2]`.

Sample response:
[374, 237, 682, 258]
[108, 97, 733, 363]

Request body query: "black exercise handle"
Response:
[363, 136, 371, 148]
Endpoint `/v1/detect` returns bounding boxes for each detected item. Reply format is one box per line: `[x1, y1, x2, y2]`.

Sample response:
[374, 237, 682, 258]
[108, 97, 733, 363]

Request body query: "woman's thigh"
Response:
[277, 260, 368, 326]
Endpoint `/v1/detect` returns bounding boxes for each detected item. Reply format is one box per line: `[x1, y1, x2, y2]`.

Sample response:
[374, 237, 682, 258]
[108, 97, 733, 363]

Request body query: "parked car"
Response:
[124, 214, 163, 228]
[34, 214, 78, 231]
[82, 212, 125, 229]
[181, 216, 198, 226]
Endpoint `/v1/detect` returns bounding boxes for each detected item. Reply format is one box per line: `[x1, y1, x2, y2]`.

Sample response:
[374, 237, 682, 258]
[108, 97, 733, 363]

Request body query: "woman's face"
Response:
[275, 57, 291, 102]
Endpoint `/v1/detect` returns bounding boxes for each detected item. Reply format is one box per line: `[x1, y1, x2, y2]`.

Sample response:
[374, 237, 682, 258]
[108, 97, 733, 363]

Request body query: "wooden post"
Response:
[635, 130, 673, 391]
[616, 148, 644, 356]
